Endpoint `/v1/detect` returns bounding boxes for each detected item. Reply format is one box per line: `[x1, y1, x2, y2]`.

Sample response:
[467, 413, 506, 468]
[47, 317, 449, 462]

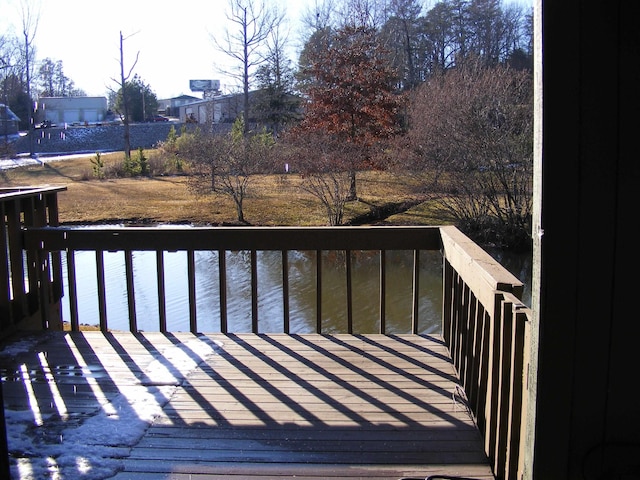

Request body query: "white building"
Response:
[36, 97, 108, 125]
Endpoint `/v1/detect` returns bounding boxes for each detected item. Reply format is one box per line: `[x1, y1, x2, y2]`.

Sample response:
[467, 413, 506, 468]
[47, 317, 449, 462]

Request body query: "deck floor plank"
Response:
[0, 331, 494, 479]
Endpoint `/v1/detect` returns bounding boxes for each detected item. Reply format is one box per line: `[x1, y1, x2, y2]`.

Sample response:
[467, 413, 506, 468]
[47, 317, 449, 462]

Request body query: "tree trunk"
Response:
[236, 202, 245, 223]
[120, 32, 131, 159]
[347, 170, 357, 201]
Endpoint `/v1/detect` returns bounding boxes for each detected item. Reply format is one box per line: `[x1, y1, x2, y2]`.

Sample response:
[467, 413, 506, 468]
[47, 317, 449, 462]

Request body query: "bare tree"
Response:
[286, 130, 354, 226]
[379, 0, 423, 89]
[253, 25, 300, 135]
[114, 31, 140, 160]
[214, 0, 283, 134]
[299, 0, 340, 32]
[403, 59, 533, 248]
[336, 0, 391, 29]
[18, 0, 40, 157]
[184, 116, 274, 224]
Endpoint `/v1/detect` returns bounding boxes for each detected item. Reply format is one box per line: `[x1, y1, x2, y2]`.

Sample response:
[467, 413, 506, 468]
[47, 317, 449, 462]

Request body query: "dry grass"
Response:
[1, 152, 454, 226]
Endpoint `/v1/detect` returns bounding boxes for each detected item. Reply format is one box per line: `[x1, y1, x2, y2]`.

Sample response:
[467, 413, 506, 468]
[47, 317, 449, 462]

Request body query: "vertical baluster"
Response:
[346, 249, 353, 334]
[466, 295, 481, 411]
[251, 250, 258, 333]
[411, 249, 420, 334]
[188, 250, 197, 333]
[462, 288, 477, 393]
[0, 203, 11, 327]
[218, 250, 227, 333]
[316, 250, 322, 334]
[45, 193, 63, 304]
[484, 293, 503, 469]
[124, 250, 137, 332]
[442, 259, 454, 343]
[35, 248, 51, 329]
[7, 200, 26, 319]
[66, 250, 79, 331]
[496, 299, 514, 479]
[452, 272, 464, 368]
[476, 304, 490, 432]
[156, 251, 167, 332]
[379, 250, 386, 334]
[282, 250, 289, 334]
[507, 310, 528, 480]
[457, 283, 471, 380]
[96, 251, 107, 331]
[23, 196, 40, 315]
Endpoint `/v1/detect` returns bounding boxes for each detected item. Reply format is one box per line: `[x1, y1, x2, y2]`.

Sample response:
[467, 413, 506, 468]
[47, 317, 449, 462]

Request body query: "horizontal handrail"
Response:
[24, 225, 443, 252]
[440, 225, 524, 304]
[0, 185, 67, 199]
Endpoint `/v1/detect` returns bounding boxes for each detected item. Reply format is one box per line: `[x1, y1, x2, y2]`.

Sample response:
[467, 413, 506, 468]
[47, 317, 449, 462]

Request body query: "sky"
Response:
[0, 0, 311, 100]
[1, 0, 532, 102]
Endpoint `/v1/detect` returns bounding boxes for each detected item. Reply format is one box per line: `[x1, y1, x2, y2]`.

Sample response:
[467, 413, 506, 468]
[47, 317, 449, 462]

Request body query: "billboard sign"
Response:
[189, 80, 220, 92]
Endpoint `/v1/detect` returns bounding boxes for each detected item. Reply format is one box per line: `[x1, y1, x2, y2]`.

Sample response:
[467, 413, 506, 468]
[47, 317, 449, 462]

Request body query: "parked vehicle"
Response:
[146, 115, 169, 122]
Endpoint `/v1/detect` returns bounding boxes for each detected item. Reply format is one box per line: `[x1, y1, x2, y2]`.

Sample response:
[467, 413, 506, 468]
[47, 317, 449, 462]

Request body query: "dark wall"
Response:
[530, 0, 639, 478]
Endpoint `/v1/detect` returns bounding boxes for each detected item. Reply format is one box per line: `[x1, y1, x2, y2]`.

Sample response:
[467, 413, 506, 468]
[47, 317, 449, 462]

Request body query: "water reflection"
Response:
[485, 247, 532, 307]
[60, 250, 444, 334]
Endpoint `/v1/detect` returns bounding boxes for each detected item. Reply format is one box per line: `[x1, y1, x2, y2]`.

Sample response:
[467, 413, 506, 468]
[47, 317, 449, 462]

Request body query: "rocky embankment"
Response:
[12, 122, 178, 156]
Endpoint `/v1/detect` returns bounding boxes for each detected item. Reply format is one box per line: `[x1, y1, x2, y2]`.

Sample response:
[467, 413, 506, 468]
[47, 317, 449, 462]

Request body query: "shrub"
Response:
[90, 152, 105, 179]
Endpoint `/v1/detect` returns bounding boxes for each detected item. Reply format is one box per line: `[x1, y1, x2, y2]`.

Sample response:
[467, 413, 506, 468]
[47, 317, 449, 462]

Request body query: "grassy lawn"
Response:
[0, 152, 454, 226]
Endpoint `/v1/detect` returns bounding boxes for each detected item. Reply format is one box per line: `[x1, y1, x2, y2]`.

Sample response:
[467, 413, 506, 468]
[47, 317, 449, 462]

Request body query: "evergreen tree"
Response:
[114, 75, 158, 122]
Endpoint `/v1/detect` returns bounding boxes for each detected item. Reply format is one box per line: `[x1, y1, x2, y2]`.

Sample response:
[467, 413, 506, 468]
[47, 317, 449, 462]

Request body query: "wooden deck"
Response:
[0, 331, 494, 479]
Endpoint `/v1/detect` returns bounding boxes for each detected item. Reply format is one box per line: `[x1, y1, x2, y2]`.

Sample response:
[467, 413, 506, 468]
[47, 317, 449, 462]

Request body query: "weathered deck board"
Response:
[0, 332, 494, 479]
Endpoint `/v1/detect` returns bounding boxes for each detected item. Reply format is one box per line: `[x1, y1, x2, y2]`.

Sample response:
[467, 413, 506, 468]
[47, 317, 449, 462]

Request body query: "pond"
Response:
[60, 249, 446, 335]
[485, 246, 533, 307]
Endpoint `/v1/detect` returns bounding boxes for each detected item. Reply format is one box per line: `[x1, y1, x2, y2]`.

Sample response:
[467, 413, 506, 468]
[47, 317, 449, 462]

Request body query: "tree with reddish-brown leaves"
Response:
[295, 24, 405, 200]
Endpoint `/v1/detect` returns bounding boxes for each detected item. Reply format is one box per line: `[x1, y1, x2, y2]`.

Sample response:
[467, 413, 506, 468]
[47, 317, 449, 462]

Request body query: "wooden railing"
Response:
[22, 224, 443, 334]
[0, 186, 66, 334]
[441, 225, 531, 480]
[1, 186, 530, 480]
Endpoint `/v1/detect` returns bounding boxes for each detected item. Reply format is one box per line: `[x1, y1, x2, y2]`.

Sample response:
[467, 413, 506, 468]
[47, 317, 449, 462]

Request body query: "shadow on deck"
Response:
[0, 331, 494, 479]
